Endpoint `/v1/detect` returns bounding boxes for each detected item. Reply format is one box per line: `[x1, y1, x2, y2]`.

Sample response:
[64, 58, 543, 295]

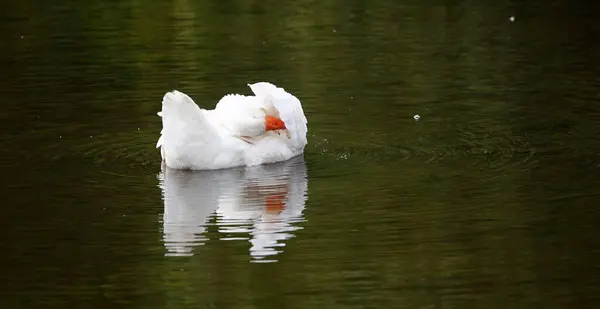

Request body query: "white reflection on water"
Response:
[158, 156, 308, 262]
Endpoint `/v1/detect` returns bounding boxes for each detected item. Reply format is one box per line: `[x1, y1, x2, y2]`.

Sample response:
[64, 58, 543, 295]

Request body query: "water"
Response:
[2, 0, 600, 308]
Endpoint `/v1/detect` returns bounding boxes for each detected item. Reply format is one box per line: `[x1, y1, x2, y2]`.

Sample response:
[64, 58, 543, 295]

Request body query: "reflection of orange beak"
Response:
[265, 115, 286, 131]
[266, 194, 286, 213]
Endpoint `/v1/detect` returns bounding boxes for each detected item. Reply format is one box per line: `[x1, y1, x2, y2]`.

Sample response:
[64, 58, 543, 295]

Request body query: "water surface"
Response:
[2, 0, 600, 308]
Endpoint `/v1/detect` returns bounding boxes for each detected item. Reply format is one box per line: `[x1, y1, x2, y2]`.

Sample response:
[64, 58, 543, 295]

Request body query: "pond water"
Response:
[2, 0, 600, 308]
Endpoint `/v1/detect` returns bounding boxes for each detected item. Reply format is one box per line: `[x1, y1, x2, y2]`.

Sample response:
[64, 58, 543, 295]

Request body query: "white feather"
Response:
[156, 82, 308, 170]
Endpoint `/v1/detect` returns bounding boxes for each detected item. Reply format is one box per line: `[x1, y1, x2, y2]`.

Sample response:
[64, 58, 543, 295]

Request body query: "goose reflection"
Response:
[158, 156, 308, 261]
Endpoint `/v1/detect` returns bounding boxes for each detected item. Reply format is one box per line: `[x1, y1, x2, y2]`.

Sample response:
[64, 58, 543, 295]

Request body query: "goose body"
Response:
[156, 82, 307, 170]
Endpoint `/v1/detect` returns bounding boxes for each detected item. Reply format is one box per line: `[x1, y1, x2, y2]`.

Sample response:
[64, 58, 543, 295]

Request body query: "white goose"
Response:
[156, 82, 308, 170]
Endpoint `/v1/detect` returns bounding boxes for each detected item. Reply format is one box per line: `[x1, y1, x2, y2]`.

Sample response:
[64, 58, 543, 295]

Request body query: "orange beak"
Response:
[265, 115, 286, 131]
[266, 194, 286, 213]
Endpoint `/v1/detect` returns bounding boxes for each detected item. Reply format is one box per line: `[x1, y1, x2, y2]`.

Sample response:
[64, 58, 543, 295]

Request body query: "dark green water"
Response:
[2, 0, 600, 308]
